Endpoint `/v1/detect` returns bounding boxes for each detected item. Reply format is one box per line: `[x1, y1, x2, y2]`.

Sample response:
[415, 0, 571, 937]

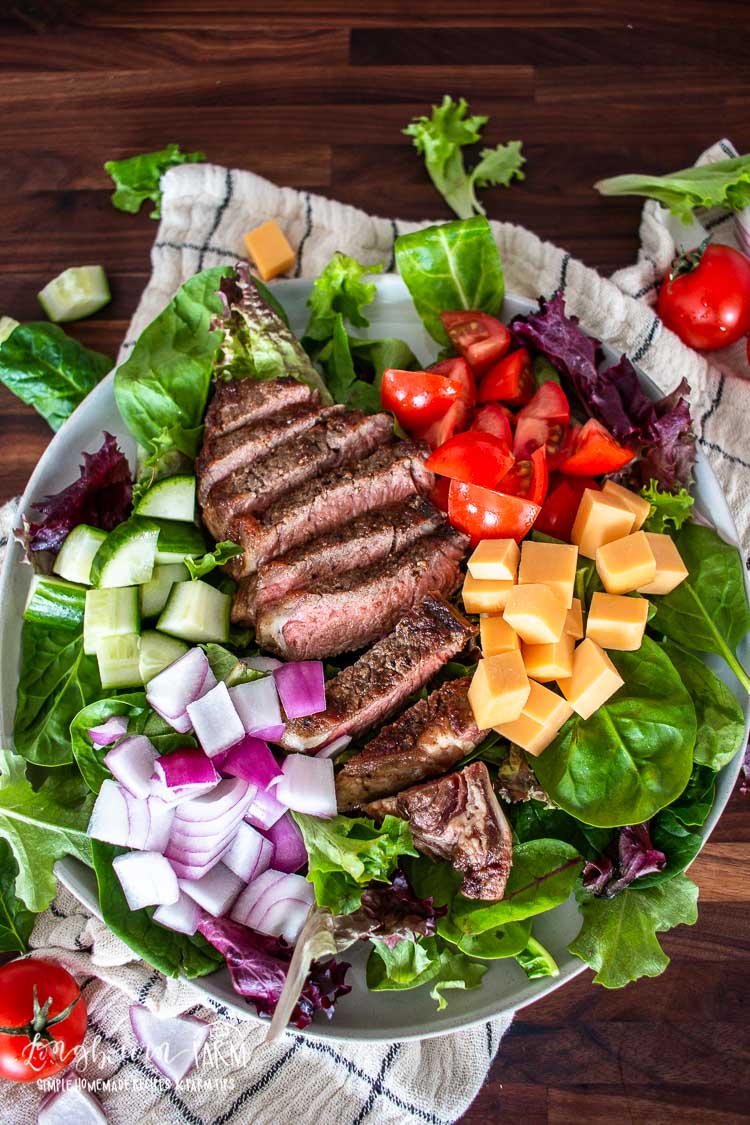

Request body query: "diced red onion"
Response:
[231, 869, 314, 943]
[165, 778, 255, 879]
[230, 868, 287, 922]
[112, 850, 179, 910]
[173, 777, 254, 827]
[229, 677, 283, 736]
[244, 788, 287, 831]
[222, 821, 273, 882]
[221, 735, 287, 830]
[146, 647, 217, 731]
[261, 812, 307, 873]
[151, 749, 220, 805]
[88, 780, 150, 850]
[88, 716, 129, 747]
[104, 735, 158, 800]
[129, 1005, 209, 1086]
[273, 661, 326, 719]
[255, 897, 313, 945]
[143, 796, 175, 852]
[315, 734, 352, 759]
[275, 754, 336, 818]
[186, 681, 244, 758]
[153, 891, 202, 936]
[243, 656, 282, 672]
[38, 1083, 107, 1125]
[179, 862, 245, 917]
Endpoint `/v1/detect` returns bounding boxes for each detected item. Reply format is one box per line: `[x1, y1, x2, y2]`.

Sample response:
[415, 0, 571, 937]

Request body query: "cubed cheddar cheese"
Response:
[480, 615, 520, 657]
[558, 638, 624, 719]
[462, 573, 515, 615]
[522, 631, 575, 682]
[571, 489, 635, 559]
[518, 541, 578, 608]
[602, 480, 651, 531]
[495, 680, 574, 756]
[637, 532, 689, 595]
[468, 539, 520, 581]
[564, 597, 584, 640]
[503, 583, 567, 644]
[586, 592, 648, 651]
[468, 651, 530, 729]
[596, 530, 656, 594]
[243, 220, 296, 281]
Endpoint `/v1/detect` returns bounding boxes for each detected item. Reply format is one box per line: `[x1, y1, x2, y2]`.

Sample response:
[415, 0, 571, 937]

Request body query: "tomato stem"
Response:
[0, 985, 83, 1045]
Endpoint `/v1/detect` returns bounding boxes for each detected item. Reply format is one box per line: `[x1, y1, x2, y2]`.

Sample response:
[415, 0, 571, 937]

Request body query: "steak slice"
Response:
[361, 762, 513, 901]
[256, 524, 468, 659]
[335, 678, 486, 812]
[203, 376, 316, 439]
[202, 409, 392, 540]
[280, 594, 476, 752]
[226, 441, 433, 579]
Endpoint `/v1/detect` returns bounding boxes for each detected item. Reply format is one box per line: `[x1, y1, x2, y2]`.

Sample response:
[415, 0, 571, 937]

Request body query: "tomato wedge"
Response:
[498, 445, 549, 506]
[559, 418, 635, 476]
[428, 357, 476, 408]
[426, 431, 514, 490]
[535, 475, 599, 541]
[440, 311, 511, 375]
[513, 382, 571, 459]
[448, 479, 541, 545]
[430, 476, 451, 513]
[381, 368, 462, 432]
[470, 403, 514, 446]
[477, 348, 535, 407]
[418, 398, 471, 449]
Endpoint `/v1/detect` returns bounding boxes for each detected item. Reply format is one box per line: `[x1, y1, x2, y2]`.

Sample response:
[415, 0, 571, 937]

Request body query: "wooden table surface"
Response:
[1, 2, 749, 1121]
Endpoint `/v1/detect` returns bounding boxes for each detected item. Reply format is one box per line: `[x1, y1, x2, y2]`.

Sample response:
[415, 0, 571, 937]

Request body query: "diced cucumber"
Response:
[152, 518, 207, 565]
[140, 563, 189, 619]
[84, 586, 140, 655]
[90, 517, 160, 588]
[139, 630, 189, 683]
[37, 265, 110, 323]
[52, 524, 107, 586]
[157, 580, 230, 643]
[135, 476, 196, 523]
[24, 575, 86, 630]
[0, 316, 19, 344]
[96, 634, 142, 689]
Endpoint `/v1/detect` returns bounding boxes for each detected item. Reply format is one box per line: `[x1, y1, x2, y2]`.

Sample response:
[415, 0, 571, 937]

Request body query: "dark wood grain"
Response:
[1, 3, 749, 1120]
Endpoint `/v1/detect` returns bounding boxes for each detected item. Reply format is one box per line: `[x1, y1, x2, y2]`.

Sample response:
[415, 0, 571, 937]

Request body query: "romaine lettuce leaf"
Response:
[366, 935, 486, 1009]
[104, 143, 205, 219]
[595, 154, 750, 222]
[0, 839, 36, 954]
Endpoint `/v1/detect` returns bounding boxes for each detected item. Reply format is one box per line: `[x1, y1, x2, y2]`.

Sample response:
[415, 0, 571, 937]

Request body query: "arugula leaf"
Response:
[303, 253, 382, 350]
[534, 637, 696, 827]
[70, 694, 148, 793]
[366, 935, 486, 1009]
[395, 217, 505, 345]
[104, 144, 205, 219]
[0, 839, 36, 953]
[569, 873, 699, 988]
[0, 323, 112, 431]
[640, 481, 694, 533]
[515, 935, 560, 980]
[594, 154, 750, 222]
[661, 643, 745, 771]
[404, 95, 524, 220]
[184, 540, 243, 580]
[0, 749, 94, 913]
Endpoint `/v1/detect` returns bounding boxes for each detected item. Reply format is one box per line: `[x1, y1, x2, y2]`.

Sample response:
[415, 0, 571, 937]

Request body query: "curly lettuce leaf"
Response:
[366, 935, 486, 1009]
[303, 252, 382, 348]
[514, 935, 560, 980]
[595, 154, 750, 223]
[105, 143, 205, 219]
[184, 540, 243, 580]
[641, 481, 694, 533]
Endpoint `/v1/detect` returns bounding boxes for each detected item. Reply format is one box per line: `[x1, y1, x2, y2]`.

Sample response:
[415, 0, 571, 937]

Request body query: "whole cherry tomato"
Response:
[0, 959, 87, 1082]
[657, 242, 750, 351]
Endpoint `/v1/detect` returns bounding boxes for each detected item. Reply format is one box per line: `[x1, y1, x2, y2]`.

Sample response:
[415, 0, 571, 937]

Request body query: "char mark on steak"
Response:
[256, 524, 468, 660]
[203, 376, 316, 439]
[280, 594, 476, 753]
[362, 762, 513, 901]
[335, 678, 487, 812]
[226, 441, 434, 579]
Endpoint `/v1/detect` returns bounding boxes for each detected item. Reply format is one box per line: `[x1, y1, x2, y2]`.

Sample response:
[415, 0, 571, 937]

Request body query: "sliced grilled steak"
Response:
[203, 376, 316, 439]
[361, 762, 513, 901]
[202, 409, 392, 540]
[280, 594, 476, 752]
[226, 441, 433, 579]
[335, 678, 486, 811]
[256, 524, 468, 659]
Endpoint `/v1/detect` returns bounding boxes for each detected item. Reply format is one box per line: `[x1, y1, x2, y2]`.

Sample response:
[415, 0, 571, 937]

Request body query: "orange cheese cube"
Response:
[637, 532, 689, 595]
[522, 631, 575, 682]
[602, 480, 651, 531]
[558, 638, 624, 719]
[596, 530, 656, 594]
[468, 538, 520, 581]
[503, 583, 567, 644]
[468, 651, 530, 729]
[243, 220, 296, 281]
[586, 592, 648, 651]
[462, 572, 515, 615]
[480, 615, 520, 657]
[518, 541, 578, 608]
[571, 489, 635, 559]
[565, 598, 584, 640]
[495, 680, 574, 756]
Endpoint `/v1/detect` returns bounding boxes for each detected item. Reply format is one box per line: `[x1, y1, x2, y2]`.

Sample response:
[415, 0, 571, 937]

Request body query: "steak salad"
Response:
[3, 217, 749, 1033]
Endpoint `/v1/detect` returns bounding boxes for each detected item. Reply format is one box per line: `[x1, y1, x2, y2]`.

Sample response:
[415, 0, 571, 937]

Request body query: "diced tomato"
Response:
[428, 357, 476, 408]
[477, 348, 535, 407]
[430, 476, 451, 513]
[513, 382, 570, 460]
[470, 403, 514, 446]
[559, 418, 635, 476]
[547, 424, 579, 471]
[426, 431, 514, 490]
[535, 475, 600, 541]
[418, 398, 470, 449]
[440, 311, 511, 376]
[498, 445, 549, 506]
[448, 479, 541, 545]
[381, 368, 462, 432]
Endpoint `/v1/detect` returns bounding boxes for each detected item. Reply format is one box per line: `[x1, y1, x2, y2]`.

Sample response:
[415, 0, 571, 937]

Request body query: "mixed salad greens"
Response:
[0, 215, 748, 1035]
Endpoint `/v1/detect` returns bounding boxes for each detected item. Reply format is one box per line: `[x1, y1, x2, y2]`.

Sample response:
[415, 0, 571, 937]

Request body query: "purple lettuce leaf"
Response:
[740, 738, 750, 796]
[582, 822, 666, 899]
[333, 869, 445, 950]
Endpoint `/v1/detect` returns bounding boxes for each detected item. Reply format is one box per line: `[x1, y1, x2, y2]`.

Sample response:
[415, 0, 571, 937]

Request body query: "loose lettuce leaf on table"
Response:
[594, 154, 750, 222]
[105, 143, 205, 219]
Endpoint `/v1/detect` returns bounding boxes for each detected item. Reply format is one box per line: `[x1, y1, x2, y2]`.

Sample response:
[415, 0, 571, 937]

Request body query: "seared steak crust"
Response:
[203, 376, 315, 438]
[335, 678, 486, 811]
[280, 594, 476, 752]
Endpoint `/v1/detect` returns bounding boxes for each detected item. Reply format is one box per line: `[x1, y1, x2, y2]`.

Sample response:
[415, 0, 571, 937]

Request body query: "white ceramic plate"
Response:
[1, 276, 748, 1042]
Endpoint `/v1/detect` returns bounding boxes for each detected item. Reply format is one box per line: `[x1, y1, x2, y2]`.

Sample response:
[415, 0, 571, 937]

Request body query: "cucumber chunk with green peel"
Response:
[37, 266, 111, 323]
[90, 517, 160, 588]
[52, 523, 107, 586]
[0, 316, 19, 344]
[152, 518, 207, 565]
[135, 476, 197, 522]
[83, 586, 140, 655]
[139, 630, 189, 683]
[157, 580, 231, 643]
[140, 563, 189, 619]
[24, 575, 86, 630]
[97, 634, 142, 689]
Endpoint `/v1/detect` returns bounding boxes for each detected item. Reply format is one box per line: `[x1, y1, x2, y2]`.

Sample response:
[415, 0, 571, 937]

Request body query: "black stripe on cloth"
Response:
[294, 193, 313, 278]
[704, 212, 734, 232]
[631, 278, 660, 300]
[137, 970, 161, 1005]
[559, 253, 571, 291]
[351, 1043, 402, 1125]
[155, 239, 238, 260]
[49, 902, 68, 919]
[697, 435, 750, 471]
[387, 218, 399, 272]
[631, 315, 660, 363]
[485, 1021, 493, 1058]
[699, 373, 725, 435]
[719, 139, 737, 160]
[198, 169, 234, 271]
[211, 1038, 304, 1125]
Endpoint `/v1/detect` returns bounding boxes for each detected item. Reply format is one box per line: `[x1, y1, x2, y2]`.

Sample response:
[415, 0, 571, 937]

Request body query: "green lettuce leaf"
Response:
[185, 540, 243, 580]
[104, 144, 205, 219]
[640, 480, 694, 533]
[595, 154, 750, 223]
[0, 839, 36, 953]
[70, 693, 148, 793]
[366, 935, 486, 1009]
[203, 644, 264, 686]
[514, 935, 560, 980]
[303, 253, 382, 349]
[661, 643, 745, 770]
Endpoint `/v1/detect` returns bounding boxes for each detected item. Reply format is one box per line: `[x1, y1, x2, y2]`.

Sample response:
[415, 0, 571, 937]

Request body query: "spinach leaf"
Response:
[509, 800, 614, 861]
[515, 935, 559, 980]
[70, 694, 148, 793]
[534, 637, 696, 827]
[127, 707, 198, 756]
[594, 154, 750, 222]
[640, 481, 694, 534]
[203, 644, 264, 686]
[650, 522, 750, 693]
[0, 323, 112, 431]
[184, 540, 243, 580]
[91, 841, 224, 978]
[661, 643, 745, 771]
[635, 809, 703, 889]
[366, 936, 486, 1009]
[104, 144, 205, 219]
[394, 217, 505, 345]
[439, 916, 532, 960]
[667, 762, 717, 827]
[0, 839, 36, 953]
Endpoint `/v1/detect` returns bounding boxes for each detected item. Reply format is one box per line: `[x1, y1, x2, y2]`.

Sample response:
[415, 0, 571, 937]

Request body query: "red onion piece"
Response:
[222, 821, 273, 882]
[230, 868, 286, 923]
[275, 754, 336, 817]
[88, 715, 129, 747]
[222, 735, 288, 830]
[146, 647, 217, 731]
[88, 779, 150, 850]
[143, 797, 176, 852]
[179, 862, 245, 917]
[112, 850, 179, 910]
[38, 1083, 107, 1125]
[173, 777, 254, 825]
[104, 735, 158, 800]
[261, 812, 307, 873]
[315, 734, 352, 759]
[186, 681, 245, 758]
[229, 677, 283, 736]
[232, 869, 314, 943]
[153, 891, 202, 936]
[151, 748, 220, 805]
[129, 1005, 209, 1086]
[244, 655, 282, 672]
[273, 661, 326, 719]
[252, 723, 286, 744]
